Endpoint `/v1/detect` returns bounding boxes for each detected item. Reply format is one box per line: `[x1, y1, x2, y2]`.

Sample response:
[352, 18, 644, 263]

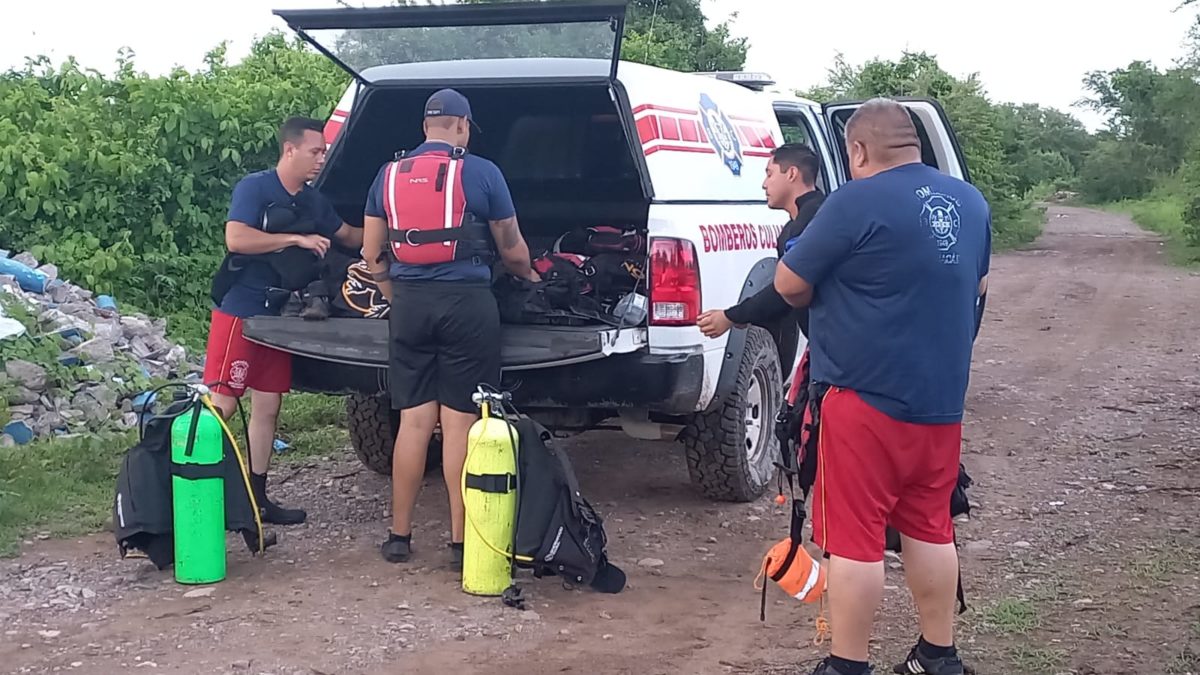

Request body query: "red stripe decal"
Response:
[738, 125, 764, 148]
[632, 103, 699, 116]
[680, 119, 700, 143]
[660, 117, 681, 141]
[636, 116, 659, 144]
[644, 144, 717, 156]
[323, 119, 344, 145]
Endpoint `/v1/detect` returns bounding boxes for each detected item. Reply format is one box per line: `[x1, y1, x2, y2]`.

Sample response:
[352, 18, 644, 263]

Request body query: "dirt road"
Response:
[2, 205, 1198, 675]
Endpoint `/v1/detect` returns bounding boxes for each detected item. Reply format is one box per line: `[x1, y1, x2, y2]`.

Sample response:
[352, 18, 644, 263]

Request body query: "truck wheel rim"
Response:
[744, 367, 767, 469]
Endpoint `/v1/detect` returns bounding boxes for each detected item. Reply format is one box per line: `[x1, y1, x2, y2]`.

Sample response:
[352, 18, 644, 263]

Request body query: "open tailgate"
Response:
[272, 0, 628, 85]
[242, 317, 647, 371]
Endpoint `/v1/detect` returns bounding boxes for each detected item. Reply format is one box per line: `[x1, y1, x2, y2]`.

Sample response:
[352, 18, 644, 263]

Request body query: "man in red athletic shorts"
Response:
[204, 116, 363, 525]
[775, 99, 991, 675]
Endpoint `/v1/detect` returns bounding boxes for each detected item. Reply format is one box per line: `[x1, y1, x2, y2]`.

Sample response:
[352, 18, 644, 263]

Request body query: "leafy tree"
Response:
[997, 104, 1094, 174]
[993, 103, 1094, 193]
[800, 52, 1031, 241]
[1077, 139, 1164, 202]
[621, 0, 747, 71]
[1080, 60, 1200, 170]
[0, 32, 346, 335]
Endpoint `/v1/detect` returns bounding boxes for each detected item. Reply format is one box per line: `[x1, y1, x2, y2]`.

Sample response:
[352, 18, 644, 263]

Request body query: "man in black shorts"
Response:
[361, 89, 538, 567]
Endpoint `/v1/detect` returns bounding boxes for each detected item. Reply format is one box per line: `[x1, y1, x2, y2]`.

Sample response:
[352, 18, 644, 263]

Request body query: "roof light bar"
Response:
[696, 70, 777, 91]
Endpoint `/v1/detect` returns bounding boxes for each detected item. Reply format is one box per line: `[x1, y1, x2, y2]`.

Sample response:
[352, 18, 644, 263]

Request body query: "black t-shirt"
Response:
[724, 190, 826, 336]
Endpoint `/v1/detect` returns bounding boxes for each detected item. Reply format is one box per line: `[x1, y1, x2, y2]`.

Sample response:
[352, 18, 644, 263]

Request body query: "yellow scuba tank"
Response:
[461, 389, 519, 596]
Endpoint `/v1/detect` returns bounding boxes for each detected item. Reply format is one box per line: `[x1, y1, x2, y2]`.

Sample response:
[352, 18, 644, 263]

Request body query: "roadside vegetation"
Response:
[1070, 17, 1200, 265]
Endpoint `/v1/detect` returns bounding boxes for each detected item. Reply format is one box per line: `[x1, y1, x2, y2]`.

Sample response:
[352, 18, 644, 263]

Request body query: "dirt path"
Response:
[3, 205, 1198, 675]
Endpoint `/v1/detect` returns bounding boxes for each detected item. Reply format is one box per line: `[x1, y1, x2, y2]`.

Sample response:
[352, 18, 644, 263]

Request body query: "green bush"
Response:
[1079, 139, 1166, 202]
[1016, 151, 1075, 193]
[0, 33, 348, 336]
[1182, 197, 1200, 247]
[1107, 182, 1200, 265]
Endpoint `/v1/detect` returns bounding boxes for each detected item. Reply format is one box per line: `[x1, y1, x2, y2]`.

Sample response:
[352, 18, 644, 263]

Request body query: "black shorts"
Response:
[388, 282, 500, 413]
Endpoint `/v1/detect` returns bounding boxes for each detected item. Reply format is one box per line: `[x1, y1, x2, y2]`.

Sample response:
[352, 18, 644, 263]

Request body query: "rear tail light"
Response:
[648, 237, 701, 326]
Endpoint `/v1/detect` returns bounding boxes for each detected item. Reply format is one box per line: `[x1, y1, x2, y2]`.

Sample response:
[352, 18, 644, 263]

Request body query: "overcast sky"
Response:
[3, 0, 1197, 131]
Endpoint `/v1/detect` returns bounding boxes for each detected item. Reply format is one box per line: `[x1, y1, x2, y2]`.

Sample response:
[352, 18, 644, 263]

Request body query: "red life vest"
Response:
[381, 147, 494, 266]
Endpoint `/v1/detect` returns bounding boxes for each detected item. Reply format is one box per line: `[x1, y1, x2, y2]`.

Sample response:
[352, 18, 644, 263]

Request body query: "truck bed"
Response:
[241, 317, 647, 371]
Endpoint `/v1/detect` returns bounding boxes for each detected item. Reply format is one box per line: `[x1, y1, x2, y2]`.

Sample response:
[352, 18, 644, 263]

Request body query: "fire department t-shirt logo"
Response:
[918, 188, 961, 253]
[699, 93, 742, 176]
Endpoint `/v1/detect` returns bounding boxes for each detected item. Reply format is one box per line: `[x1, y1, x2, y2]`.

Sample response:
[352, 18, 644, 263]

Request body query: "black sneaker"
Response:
[250, 472, 307, 525]
[892, 644, 965, 675]
[382, 531, 412, 563]
[449, 542, 464, 571]
[812, 659, 874, 675]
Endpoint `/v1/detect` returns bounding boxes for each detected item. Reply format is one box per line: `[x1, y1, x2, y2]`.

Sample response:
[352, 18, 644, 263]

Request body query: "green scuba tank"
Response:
[170, 401, 227, 584]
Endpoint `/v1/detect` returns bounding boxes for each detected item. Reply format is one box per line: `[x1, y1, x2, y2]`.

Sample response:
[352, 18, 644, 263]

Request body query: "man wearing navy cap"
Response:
[361, 88, 539, 569]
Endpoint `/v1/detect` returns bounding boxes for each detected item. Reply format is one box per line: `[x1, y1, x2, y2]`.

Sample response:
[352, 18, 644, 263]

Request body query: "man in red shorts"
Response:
[204, 116, 363, 525]
[775, 99, 991, 675]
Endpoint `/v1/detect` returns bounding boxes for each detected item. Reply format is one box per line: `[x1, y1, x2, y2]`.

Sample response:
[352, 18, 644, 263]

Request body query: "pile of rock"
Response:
[1, 250, 199, 445]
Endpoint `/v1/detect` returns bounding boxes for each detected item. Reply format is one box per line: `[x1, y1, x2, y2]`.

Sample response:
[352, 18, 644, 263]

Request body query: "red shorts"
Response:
[811, 387, 961, 563]
[202, 309, 292, 397]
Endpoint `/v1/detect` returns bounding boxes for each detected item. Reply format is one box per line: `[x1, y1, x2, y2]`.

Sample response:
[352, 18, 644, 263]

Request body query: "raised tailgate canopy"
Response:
[273, 0, 629, 85]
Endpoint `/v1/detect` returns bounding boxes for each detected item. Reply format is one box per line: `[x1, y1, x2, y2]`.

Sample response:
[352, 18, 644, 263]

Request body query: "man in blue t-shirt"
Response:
[360, 89, 538, 569]
[204, 116, 363, 526]
[774, 99, 990, 675]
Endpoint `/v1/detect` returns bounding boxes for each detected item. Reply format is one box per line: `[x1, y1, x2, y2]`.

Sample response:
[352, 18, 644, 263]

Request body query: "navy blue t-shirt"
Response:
[781, 162, 991, 424]
[364, 141, 515, 283]
[219, 169, 344, 317]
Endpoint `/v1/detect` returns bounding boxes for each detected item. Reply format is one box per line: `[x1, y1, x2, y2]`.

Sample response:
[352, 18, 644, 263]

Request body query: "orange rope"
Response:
[753, 556, 768, 591]
[813, 596, 831, 646]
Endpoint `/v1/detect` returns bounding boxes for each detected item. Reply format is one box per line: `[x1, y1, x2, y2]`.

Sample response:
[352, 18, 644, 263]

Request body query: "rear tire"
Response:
[680, 327, 781, 502]
[346, 393, 442, 476]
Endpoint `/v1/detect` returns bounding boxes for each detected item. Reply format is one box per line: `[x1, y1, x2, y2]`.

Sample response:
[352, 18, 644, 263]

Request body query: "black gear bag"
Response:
[511, 415, 626, 593]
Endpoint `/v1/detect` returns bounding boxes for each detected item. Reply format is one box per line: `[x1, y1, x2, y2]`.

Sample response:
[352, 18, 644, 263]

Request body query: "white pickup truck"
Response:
[244, 0, 972, 503]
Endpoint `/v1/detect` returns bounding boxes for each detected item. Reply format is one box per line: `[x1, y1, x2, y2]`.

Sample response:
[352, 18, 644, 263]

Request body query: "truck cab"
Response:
[243, 0, 971, 503]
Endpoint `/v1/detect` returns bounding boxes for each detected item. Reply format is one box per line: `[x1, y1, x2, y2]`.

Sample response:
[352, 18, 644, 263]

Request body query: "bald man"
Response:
[773, 98, 990, 675]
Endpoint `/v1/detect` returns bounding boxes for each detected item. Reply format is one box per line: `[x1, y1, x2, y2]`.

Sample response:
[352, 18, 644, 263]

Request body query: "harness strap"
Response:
[954, 529, 968, 614]
[183, 400, 201, 458]
[465, 472, 516, 494]
[386, 222, 492, 245]
[170, 462, 225, 481]
[769, 499, 809, 583]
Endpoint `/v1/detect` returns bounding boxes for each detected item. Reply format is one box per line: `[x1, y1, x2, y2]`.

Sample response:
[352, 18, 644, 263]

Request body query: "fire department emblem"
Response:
[922, 193, 961, 252]
[229, 359, 250, 387]
[699, 93, 743, 176]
